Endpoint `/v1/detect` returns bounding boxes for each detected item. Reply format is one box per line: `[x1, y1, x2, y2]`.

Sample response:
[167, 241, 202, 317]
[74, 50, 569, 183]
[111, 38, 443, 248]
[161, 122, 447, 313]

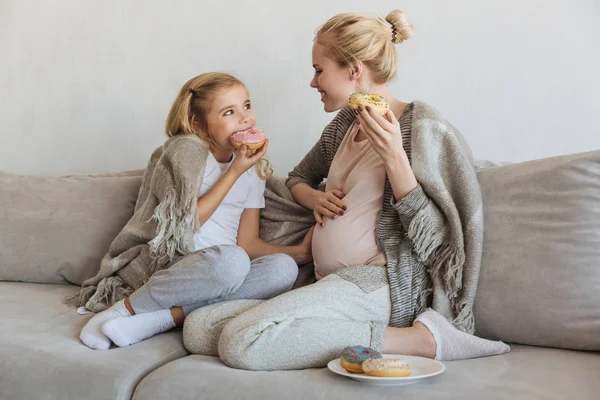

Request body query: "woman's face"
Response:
[310, 41, 357, 113]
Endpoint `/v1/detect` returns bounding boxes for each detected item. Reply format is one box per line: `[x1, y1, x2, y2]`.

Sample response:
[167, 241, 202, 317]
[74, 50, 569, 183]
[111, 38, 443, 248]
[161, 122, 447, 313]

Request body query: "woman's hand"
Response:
[355, 106, 407, 165]
[313, 189, 346, 226]
[230, 139, 269, 177]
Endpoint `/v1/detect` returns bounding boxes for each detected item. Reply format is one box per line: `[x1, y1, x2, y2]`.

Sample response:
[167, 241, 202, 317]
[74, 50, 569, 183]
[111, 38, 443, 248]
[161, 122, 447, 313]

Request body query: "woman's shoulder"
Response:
[411, 101, 448, 124]
[411, 100, 474, 158]
[411, 101, 462, 137]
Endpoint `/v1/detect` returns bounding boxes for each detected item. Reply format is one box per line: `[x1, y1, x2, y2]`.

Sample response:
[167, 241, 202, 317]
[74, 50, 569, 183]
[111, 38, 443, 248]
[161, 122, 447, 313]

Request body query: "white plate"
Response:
[327, 354, 445, 386]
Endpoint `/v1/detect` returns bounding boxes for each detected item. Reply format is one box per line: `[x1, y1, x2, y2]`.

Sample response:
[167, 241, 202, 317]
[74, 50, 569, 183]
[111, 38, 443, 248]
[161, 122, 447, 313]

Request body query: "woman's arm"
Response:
[355, 106, 448, 263]
[237, 208, 313, 265]
[287, 139, 346, 225]
[286, 139, 329, 203]
[290, 183, 321, 210]
[286, 140, 329, 189]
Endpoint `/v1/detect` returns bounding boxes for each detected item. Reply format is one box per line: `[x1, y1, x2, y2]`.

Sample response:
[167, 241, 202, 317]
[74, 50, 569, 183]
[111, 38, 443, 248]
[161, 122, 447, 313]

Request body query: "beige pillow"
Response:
[474, 150, 600, 350]
[0, 170, 143, 284]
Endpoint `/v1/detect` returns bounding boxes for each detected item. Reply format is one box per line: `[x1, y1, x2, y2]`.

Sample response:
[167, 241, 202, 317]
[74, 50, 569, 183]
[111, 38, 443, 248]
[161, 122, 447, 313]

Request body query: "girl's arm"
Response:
[237, 208, 313, 265]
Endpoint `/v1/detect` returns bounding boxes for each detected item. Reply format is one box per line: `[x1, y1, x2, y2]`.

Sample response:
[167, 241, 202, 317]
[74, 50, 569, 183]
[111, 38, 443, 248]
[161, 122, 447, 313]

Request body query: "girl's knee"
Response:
[261, 253, 298, 293]
[274, 253, 299, 287]
[209, 245, 251, 287]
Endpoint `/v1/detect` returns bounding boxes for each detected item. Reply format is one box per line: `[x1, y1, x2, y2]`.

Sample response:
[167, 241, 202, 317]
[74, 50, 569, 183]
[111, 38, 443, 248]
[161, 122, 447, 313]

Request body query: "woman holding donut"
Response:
[189, 10, 511, 370]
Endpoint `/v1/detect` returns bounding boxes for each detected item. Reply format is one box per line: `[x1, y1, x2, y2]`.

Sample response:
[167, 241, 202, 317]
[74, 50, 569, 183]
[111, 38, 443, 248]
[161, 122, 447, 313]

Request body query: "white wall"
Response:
[1, 0, 599, 176]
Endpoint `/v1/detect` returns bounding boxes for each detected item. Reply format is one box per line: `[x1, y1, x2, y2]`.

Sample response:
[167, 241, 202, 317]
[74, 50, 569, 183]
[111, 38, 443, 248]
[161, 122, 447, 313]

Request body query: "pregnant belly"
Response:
[312, 206, 386, 278]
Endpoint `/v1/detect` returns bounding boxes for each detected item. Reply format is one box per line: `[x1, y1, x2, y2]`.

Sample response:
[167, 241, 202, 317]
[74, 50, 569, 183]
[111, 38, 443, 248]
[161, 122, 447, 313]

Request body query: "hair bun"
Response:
[385, 10, 414, 44]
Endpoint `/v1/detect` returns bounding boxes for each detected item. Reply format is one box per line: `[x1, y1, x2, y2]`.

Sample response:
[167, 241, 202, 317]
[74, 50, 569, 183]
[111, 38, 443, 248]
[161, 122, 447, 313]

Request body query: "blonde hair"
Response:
[165, 72, 272, 180]
[315, 10, 414, 84]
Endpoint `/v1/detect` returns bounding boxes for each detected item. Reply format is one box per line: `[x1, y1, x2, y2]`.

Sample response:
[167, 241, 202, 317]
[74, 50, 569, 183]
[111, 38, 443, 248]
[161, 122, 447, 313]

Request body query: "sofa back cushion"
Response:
[0, 170, 143, 285]
[474, 150, 600, 350]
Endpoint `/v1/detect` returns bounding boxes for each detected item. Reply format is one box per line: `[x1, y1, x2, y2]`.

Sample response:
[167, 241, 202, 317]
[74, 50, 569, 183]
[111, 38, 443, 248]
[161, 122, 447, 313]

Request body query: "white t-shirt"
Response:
[193, 153, 266, 251]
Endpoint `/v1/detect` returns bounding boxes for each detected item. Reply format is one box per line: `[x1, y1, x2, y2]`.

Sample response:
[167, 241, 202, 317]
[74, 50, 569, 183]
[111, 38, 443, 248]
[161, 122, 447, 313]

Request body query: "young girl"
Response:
[185, 11, 510, 370]
[79, 72, 313, 350]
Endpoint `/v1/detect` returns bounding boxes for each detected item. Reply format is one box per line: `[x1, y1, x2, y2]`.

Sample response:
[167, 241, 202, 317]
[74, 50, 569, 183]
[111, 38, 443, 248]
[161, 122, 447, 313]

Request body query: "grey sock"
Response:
[416, 308, 510, 361]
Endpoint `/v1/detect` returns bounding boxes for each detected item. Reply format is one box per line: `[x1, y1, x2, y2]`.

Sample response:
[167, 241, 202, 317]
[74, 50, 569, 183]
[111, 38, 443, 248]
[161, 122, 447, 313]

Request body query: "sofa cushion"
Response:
[132, 346, 600, 400]
[0, 282, 187, 400]
[475, 150, 600, 350]
[0, 170, 143, 284]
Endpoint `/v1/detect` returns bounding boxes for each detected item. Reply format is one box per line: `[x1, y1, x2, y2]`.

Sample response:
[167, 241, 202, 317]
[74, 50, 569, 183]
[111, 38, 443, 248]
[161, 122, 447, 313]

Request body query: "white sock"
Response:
[79, 300, 131, 350]
[101, 309, 176, 347]
[415, 309, 511, 361]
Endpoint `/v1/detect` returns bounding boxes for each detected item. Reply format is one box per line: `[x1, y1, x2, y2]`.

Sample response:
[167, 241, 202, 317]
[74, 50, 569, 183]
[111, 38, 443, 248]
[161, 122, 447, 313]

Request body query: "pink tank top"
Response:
[312, 122, 387, 279]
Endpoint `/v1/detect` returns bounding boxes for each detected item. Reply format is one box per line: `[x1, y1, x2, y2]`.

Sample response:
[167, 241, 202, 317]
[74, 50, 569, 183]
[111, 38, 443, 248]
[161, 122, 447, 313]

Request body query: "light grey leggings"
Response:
[184, 265, 391, 370]
[128, 245, 298, 315]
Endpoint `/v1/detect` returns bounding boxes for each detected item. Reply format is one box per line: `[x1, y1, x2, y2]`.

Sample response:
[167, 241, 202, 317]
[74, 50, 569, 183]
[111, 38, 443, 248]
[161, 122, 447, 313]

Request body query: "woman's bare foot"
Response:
[382, 322, 437, 358]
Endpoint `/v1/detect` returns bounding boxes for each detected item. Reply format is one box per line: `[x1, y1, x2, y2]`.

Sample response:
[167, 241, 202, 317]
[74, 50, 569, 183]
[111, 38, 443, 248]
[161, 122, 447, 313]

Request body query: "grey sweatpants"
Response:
[128, 245, 298, 316]
[185, 265, 391, 370]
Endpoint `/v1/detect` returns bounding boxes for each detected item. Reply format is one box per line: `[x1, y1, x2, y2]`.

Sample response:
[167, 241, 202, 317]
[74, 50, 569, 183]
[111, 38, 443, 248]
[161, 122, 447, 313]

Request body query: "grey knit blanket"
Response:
[71, 134, 208, 312]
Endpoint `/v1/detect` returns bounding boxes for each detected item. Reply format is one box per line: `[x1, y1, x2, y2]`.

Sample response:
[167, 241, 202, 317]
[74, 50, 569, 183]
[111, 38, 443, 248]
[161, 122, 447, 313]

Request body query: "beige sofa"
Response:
[2, 151, 600, 400]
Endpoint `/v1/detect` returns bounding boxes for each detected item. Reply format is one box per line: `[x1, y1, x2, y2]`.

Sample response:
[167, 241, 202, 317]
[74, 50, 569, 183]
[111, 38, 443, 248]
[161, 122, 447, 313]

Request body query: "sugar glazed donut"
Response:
[348, 93, 389, 115]
[362, 358, 411, 377]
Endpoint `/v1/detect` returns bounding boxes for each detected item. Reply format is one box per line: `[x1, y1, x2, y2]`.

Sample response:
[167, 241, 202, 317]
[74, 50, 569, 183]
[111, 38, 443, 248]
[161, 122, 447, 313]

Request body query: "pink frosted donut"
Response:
[230, 128, 267, 150]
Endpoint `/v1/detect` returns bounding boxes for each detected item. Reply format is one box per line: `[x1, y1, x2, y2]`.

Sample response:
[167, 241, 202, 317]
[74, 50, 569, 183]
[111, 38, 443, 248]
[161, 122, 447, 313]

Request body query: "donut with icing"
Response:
[230, 127, 267, 150]
[348, 93, 389, 115]
[362, 358, 411, 377]
[340, 345, 383, 373]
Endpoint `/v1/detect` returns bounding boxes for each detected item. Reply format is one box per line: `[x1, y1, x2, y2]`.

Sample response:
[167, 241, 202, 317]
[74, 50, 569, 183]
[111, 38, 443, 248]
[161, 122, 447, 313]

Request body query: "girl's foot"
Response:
[79, 300, 131, 350]
[101, 309, 176, 347]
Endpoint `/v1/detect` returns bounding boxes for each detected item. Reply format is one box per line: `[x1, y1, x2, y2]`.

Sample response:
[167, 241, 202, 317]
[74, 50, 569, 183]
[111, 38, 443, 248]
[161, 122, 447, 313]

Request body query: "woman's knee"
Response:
[183, 299, 262, 357]
[218, 316, 273, 371]
[218, 318, 254, 369]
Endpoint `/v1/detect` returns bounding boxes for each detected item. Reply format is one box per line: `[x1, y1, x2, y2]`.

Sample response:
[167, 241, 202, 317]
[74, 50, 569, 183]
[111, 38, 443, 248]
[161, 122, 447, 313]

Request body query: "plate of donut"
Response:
[328, 354, 445, 386]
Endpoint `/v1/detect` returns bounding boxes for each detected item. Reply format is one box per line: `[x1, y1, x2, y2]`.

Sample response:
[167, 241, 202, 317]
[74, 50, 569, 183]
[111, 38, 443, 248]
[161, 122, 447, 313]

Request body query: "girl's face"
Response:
[310, 41, 357, 113]
[205, 85, 255, 150]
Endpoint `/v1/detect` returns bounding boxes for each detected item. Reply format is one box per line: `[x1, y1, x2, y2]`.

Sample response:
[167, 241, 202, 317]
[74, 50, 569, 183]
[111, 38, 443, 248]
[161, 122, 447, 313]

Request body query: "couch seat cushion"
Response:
[0, 282, 187, 400]
[133, 345, 600, 400]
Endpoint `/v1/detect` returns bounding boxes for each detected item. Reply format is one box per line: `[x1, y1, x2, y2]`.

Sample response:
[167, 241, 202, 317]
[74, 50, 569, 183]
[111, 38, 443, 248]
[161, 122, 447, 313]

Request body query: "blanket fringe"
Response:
[408, 209, 465, 300]
[452, 302, 475, 334]
[148, 184, 196, 261]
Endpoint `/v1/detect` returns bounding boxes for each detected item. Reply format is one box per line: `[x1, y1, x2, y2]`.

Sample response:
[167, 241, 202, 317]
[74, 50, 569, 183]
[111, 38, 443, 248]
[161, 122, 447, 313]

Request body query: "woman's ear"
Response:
[349, 62, 362, 81]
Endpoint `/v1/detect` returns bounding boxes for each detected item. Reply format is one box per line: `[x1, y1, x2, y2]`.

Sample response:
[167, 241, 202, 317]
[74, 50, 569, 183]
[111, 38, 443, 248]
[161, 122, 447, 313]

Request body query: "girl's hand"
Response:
[355, 106, 407, 165]
[230, 139, 269, 177]
[295, 226, 315, 265]
[313, 189, 346, 226]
